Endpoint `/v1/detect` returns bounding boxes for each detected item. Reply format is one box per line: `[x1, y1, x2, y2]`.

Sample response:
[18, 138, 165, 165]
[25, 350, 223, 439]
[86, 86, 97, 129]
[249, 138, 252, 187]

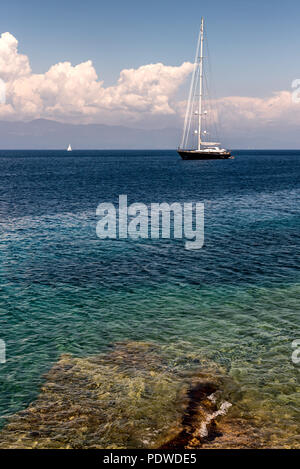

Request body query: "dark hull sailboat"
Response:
[178, 18, 232, 161]
[178, 150, 232, 160]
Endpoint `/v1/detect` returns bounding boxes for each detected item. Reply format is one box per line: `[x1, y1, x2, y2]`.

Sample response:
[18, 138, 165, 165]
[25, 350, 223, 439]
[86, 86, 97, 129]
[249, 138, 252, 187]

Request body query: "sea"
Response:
[0, 149, 299, 448]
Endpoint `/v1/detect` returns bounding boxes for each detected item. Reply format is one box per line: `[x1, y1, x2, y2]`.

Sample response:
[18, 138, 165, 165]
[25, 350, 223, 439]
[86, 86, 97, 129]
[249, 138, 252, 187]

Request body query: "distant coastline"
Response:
[1, 119, 300, 150]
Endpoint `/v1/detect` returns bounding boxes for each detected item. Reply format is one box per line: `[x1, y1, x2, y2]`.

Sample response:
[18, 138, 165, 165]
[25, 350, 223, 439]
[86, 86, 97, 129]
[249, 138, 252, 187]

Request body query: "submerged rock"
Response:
[0, 341, 259, 449]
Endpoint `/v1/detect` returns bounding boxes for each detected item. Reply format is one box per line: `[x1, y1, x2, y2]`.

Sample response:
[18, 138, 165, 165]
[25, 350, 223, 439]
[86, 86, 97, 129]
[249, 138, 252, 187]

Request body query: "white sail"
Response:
[67, 144, 72, 152]
[179, 18, 228, 154]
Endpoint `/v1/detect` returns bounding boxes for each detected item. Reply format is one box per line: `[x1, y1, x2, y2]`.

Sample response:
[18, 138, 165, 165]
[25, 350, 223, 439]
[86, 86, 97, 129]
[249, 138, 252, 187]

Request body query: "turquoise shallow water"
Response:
[0, 150, 299, 447]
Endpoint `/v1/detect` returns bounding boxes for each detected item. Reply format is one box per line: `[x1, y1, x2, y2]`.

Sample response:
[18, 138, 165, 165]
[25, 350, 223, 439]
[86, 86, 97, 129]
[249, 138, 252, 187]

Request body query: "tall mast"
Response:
[198, 17, 204, 151]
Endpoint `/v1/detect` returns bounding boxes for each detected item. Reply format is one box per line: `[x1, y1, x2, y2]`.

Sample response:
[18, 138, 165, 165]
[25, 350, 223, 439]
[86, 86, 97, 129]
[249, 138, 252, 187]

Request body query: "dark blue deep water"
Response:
[0, 150, 299, 447]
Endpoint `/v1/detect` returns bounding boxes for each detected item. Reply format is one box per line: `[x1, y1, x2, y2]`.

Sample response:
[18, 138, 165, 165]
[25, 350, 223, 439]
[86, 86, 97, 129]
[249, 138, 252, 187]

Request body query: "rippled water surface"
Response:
[0, 150, 299, 447]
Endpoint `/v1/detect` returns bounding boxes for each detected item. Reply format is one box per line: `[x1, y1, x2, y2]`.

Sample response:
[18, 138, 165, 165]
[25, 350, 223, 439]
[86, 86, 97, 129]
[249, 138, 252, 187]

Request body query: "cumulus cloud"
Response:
[177, 91, 300, 125]
[0, 31, 299, 138]
[217, 91, 298, 125]
[0, 32, 31, 81]
[174, 89, 300, 147]
[0, 32, 193, 123]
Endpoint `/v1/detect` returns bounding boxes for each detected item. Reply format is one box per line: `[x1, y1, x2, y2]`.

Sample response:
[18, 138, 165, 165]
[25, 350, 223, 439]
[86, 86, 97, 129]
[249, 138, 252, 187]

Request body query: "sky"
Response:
[1, 0, 300, 145]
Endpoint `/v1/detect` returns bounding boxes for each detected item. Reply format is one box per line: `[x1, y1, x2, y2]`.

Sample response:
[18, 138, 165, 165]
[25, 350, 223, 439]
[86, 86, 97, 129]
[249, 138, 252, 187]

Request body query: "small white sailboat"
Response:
[67, 144, 72, 152]
[178, 18, 232, 160]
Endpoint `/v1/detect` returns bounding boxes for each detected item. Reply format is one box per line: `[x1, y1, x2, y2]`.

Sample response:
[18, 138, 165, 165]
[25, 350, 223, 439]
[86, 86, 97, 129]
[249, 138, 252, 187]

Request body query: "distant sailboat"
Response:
[178, 18, 232, 160]
[67, 144, 72, 152]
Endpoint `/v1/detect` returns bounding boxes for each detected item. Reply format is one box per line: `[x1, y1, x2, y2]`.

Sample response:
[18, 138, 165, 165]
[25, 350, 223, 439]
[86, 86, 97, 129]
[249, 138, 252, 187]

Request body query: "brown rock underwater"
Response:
[0, 341, 262, 449]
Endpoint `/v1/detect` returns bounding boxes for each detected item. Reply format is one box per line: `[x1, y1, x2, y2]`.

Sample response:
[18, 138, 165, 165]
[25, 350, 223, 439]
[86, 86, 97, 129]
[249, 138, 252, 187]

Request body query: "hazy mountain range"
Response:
[0, 119, 181, 150]
[0, 118, 299, 150]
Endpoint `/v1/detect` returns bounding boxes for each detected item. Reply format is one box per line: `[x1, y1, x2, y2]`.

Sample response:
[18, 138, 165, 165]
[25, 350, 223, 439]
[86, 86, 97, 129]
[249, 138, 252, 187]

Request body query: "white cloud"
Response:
[0, 31, 300, 140]
[177, 90, 300, 125]
[0, 32, 31, 81]
[217, 91, 298, 125]
[0, 32, 193, 123]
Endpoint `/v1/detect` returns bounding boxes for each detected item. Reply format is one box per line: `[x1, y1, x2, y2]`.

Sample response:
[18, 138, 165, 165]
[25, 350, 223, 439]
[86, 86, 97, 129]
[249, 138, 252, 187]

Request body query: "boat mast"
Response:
[198, 17, 204, 151]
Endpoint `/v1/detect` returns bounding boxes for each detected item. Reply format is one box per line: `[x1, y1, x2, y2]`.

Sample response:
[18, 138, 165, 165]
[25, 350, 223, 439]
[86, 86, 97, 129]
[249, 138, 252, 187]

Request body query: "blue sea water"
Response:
[0, 150, 299, 447]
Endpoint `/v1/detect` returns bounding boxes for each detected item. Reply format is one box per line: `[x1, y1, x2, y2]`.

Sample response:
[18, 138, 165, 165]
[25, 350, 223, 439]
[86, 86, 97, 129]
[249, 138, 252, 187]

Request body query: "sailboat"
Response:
[178, 18, 232, 160]
[67, 144, 72, 152]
